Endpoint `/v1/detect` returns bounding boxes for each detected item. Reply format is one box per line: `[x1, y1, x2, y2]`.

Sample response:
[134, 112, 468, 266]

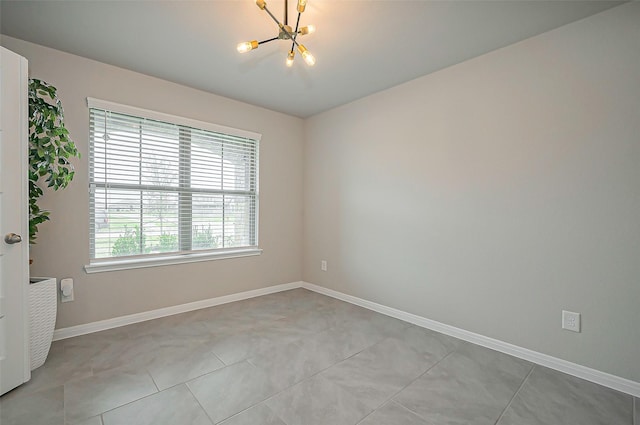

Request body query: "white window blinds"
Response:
[88, 99, 259, 261]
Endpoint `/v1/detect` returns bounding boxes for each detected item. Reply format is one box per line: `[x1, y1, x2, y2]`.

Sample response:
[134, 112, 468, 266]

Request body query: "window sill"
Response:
[84, 248, 263, 274]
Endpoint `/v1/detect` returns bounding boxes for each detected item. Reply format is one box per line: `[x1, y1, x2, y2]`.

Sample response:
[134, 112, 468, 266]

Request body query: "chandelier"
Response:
[237, 0, 316, 67]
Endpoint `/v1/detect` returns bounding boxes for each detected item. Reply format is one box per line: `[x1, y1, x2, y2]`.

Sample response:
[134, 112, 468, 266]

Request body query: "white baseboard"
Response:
[52, 281, 303, 341]
[52, 279, 639, 397]
[301, 282, 640, 398]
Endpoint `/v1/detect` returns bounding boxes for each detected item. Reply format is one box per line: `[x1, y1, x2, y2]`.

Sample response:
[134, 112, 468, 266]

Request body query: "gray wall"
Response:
[1, 36, 304, 329]
[303, 3, 640, 382]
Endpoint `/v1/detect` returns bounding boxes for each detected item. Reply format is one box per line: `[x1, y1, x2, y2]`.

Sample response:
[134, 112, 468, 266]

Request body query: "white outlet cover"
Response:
[562, 310, 581, 333]
[321, 260, 327, 271]
[60, 278, 74, 303]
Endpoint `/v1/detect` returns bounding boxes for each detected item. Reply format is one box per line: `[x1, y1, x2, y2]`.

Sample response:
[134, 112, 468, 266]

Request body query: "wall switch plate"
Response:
[321, 260, 327, 272]
[562, 310, 580, 332]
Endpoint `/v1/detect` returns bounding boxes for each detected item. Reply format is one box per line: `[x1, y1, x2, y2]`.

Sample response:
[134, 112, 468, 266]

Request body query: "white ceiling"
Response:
[0, 1, 624, 117]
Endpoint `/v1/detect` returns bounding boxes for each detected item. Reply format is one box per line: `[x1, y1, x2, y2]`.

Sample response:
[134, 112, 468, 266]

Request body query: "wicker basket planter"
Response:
[29, 277, 57, 370]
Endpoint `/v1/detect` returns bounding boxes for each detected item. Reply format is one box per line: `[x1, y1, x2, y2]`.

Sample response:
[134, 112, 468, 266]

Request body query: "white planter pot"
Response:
[29, 277, 57, 370]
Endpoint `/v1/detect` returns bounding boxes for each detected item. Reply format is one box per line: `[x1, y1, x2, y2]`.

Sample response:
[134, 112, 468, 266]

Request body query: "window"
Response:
[86, 98, 260, 272]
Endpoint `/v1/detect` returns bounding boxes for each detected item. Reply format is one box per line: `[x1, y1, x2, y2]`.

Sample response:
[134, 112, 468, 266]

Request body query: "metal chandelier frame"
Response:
[237, 0, 316, 67]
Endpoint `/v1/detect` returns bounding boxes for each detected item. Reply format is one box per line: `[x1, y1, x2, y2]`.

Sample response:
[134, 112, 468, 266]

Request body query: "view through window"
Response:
[88, 102, 259, 261]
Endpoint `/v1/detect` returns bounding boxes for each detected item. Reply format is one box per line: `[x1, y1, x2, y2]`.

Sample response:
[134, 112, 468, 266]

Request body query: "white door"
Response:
[0, 47, 30, 395]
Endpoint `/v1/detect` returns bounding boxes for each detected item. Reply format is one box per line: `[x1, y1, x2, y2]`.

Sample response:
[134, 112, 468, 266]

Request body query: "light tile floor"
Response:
[0, 288, 636, 425]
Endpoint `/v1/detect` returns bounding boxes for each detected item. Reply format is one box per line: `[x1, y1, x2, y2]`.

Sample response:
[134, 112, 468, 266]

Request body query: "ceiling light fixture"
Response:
[237, 0, 316, 67]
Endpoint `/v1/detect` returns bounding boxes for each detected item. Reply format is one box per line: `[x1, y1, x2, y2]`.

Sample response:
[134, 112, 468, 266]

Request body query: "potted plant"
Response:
[27, 79, 80, 369]
[29, 79, 80, 243]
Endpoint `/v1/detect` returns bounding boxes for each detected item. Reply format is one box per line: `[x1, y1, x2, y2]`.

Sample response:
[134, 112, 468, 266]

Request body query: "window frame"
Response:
[84, 98, 262, 273]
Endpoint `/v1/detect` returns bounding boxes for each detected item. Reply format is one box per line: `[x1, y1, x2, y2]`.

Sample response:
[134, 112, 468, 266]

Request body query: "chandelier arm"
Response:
[263, 6, 283, 28]
[284, 0, 288, 25]
[294, 12, 301, 33]
[259, 37, 279, 45]
[290, 12, 301, 53]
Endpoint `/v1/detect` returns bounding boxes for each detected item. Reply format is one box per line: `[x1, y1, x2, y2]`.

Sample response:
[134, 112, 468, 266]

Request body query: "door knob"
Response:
[4, 233, 22, 244]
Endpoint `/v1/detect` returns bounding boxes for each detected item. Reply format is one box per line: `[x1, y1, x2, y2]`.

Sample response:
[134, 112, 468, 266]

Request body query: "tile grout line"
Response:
[147, 368, 161, 393]
[356, 350, 458, 425]
[210, 393, 289, 425]
[389, 401, 433, 423]
[84, 370, 161, 423]
[263, 402, 290, 425]
[292, 325, 396, 382]
[204, 300, 376, 372]
[63, 383, 68, 425]
[233, 326, 398, 424]
[493, 364, 536, 425]
[195, 361, 274, 421]
[245, 317, 393, 391]
[238, 322, 444, 425]
[208, 349, 228, 371]
[185, 383, 217, 425]
[205, 314, 331, 368]
[210, 361, 292, 424]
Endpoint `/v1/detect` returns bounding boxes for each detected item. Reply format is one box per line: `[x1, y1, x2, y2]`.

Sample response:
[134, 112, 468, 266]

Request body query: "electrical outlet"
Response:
[321, 260, 327, 272]
[562, 310, 580, 332]
[60, 278, 74, 303]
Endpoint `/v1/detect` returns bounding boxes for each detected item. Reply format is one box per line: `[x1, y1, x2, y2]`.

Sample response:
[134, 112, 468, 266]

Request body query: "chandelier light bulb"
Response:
[256, 0, 267, 10]
[303, 51, 315, 66]
[297, 44, 315, 66]
[297, 0, 307, 13]
[299, 24, 316, 35]
[237, 40, 259, 53]
[286, 51, 295, 67]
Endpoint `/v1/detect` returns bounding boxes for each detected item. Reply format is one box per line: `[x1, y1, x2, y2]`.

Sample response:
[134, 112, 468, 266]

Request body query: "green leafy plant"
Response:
[193, 225, 219, 249]
[112, 225, 146, 257]
[28, 79, 80, 243]
[158, 233, 178, 252]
